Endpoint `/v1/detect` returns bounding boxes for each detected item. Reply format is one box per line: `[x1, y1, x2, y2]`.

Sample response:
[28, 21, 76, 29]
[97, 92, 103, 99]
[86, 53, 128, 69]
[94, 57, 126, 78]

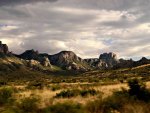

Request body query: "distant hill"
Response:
[0, 41, 149, 77]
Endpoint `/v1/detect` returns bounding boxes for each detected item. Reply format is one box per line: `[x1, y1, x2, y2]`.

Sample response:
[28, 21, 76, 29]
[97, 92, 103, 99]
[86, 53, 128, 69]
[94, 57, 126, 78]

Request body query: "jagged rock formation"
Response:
[41, 57, 51, 67]
[98, 52, 119, 69]
[19, 49, 51, 67]
[49, 51, 90, 71]
[85, 52, 119, 69]
[0, 41, 9, 54]
[27, 59, 40, 67]
[0, 40, 149, 72]
[49, 51, 81, 66]
[84, 58, 99, 67]
[19, 49, 39, 60]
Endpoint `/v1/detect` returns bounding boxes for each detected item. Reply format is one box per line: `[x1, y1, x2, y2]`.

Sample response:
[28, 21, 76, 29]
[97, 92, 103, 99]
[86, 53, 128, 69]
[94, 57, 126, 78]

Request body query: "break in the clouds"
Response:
[0, 0, 150, 59]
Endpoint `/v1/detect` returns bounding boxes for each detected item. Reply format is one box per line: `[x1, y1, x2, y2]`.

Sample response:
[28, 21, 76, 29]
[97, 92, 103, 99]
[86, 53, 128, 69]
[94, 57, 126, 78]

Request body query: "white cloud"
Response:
[0, 0, 150, 60]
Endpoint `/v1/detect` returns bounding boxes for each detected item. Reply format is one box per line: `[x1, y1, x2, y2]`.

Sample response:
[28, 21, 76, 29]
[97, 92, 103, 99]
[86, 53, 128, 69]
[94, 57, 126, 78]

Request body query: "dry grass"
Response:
[12, 82, 129, 107]
[10, 81, 150, 108]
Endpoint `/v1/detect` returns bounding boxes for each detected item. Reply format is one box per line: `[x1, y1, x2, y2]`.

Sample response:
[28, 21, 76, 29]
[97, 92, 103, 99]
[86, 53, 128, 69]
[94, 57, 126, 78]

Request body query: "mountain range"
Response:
[0, 41, 149, 74]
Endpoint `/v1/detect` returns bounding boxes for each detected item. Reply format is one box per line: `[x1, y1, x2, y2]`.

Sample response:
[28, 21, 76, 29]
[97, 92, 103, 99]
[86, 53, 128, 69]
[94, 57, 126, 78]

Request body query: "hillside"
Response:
[0, 40, 149, 82]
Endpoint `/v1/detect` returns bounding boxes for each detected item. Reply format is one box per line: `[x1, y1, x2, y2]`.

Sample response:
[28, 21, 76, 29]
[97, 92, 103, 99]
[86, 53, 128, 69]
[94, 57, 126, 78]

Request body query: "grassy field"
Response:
[0, 64, 150, 113]
[0, 80, 150, 113]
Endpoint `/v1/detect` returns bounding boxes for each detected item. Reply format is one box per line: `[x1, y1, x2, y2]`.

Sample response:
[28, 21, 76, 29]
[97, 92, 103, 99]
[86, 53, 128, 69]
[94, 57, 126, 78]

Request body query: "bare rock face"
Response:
[84, 58, 99, 66]
[20, 49, 51, 67]
[0, 41, 9, 54]
[98, 52, 119, 68]
[85, 52, 119, 69]
[50, 51, 80, 66]
[66, 62, 87, 71]
[41, 57, 51, 67]
[96, 59, 108, 69]
[49, 51, 89, 71]
[99, 52, 117, 60]
[27, 60, 41, 67]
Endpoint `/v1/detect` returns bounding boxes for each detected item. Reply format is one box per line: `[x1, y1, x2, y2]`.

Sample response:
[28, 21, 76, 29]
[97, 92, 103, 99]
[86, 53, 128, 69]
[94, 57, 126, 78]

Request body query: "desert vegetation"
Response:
[0, 78, 150, 113]
[0, 60, 150, 113]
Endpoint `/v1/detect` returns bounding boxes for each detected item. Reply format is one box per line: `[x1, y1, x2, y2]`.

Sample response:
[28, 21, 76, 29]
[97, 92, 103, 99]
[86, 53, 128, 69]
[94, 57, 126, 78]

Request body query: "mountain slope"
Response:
[49, 51, 91, 71]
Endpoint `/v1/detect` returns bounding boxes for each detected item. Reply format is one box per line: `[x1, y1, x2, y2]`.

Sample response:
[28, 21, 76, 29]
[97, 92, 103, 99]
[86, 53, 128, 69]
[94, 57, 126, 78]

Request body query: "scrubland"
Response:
[0, 65, 150, 113]
[0, 79, 150, 113]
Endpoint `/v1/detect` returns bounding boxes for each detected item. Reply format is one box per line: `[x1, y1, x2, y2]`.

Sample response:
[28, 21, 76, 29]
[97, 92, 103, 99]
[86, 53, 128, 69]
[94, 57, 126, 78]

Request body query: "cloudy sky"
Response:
[0, 0, 150, 59]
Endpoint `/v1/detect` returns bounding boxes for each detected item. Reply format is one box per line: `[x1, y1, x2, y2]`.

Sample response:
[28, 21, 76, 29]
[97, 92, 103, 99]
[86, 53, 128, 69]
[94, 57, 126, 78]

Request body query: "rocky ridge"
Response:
[0, 41, 149, 72]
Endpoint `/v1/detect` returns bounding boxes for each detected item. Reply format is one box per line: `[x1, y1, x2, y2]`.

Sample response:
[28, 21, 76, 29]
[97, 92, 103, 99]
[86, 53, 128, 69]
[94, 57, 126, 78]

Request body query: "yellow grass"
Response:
[12, 81, 150, 107]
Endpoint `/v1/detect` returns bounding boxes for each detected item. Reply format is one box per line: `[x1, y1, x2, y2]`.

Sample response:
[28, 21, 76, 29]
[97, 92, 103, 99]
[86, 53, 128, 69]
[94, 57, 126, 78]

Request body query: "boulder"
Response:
[27, 59, 40, 67]
[41, 57, 51, 67]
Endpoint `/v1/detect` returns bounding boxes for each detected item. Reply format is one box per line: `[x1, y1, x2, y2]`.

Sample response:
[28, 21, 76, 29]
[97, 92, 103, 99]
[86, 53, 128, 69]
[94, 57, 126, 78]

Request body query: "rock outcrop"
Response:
[49, 51, 89, 71]
[0, 41, 9, 54]
[98, 52, 119, 69]
[19, 49, 51, 67]
[85, 52, 119, 69]
[41, 57, 51, 67]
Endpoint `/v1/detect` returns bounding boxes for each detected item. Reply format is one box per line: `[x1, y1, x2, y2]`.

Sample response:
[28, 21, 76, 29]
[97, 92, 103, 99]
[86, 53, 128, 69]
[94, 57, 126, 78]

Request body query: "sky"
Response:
[0, 0, 150, 60]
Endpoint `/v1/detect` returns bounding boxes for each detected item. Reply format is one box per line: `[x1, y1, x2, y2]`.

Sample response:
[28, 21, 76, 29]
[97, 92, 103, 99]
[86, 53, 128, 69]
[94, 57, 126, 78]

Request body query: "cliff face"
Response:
[98, 52, 119, 69]
[49, 51, 81, 66]
[84, 52, 119, 69]
[19, 49, 51, 67]
[49, 51, 90, 71]
[0, 41, 9, 54]
[0, 40, 149, 72]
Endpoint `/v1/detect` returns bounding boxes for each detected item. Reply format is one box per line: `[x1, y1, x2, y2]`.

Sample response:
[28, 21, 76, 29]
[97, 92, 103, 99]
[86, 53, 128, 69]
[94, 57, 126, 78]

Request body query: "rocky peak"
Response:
[97, 52, 119, 68]
[99, 52, 117, 60]
[57, 51, 80, 61]
[50, 51, 82, 65]
[134, 57, 150, 66]
[19, 49, 51, 67]
[20, 49, 39, 60]
[0, 41, 9, 54]
[49, 51, 89, 71]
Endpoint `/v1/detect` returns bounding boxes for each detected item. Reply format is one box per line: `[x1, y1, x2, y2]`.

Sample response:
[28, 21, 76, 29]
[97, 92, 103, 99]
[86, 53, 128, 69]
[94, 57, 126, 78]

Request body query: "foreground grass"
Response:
[0, 79, 150, 113]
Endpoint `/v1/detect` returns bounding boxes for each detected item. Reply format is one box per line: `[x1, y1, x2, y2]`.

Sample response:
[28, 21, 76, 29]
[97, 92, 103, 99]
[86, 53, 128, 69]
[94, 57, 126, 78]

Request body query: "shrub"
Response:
[0, 87, 14, 106]
[50, 85, 62, 91]
[26, 81, 45, 90]
[43, 102, 84, 113]
[128, 79, 150, 102]
[55, 89, 98, 98]
[86, 90, 131, 113]
[0, 81, 7, 87]
[86, 79, 150, 113]
[80, 89, 97, 97]
[16, 96, 40, 113]
[55, 89, 80, 98]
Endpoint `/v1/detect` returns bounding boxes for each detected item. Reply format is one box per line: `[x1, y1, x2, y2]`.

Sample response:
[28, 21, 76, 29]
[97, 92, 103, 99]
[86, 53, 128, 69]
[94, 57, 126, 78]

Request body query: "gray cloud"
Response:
[0, 0, 150, 59]
[0, 0, 57, 6]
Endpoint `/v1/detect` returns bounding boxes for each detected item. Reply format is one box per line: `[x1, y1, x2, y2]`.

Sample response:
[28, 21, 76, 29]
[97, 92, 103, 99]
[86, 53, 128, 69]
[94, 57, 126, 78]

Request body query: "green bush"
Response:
[16, 96, 40, 113]
[50, 85, 62, 91]
[55, 89, 98, 98]
[86, 79, 150, 113]
[43, 102, 84, 113]
[26, 81, 45, 90]
[80, 89, 97, 97]
[128, 79, 150, 102]
[0, 87, 14, 106]
[0, 81, 7, 87]
[55, 89, 80, 98]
